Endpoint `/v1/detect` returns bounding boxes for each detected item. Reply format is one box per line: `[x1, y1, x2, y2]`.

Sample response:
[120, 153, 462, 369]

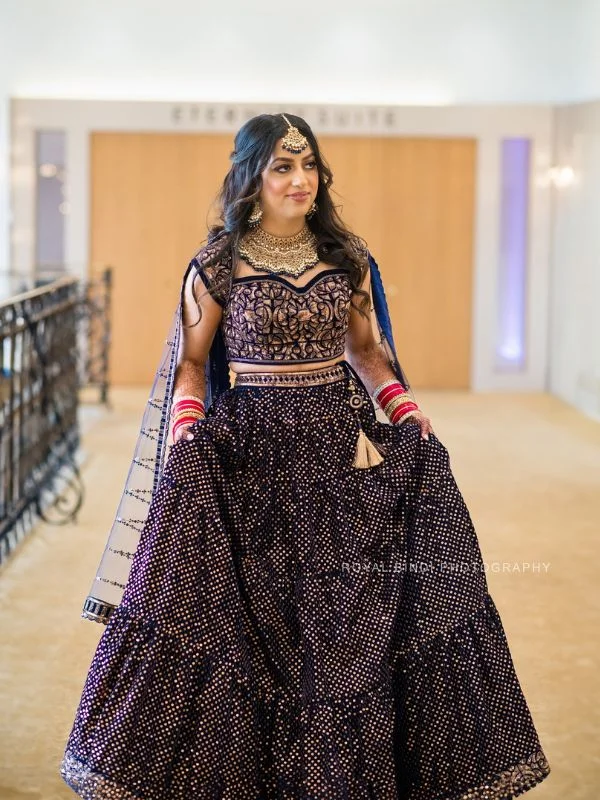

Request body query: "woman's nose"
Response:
[291, 170, 307, 187]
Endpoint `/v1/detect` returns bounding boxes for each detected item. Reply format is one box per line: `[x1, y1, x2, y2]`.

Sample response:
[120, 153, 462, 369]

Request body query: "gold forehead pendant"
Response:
[280, 114, 309, 154]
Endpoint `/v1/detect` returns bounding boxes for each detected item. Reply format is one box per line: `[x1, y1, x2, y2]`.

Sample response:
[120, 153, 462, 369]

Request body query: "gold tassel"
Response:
[353, 423, 385, 468]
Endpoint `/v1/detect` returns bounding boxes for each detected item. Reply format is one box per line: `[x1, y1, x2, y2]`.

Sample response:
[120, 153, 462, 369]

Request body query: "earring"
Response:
[248, 200, 263, 227]
[306, 200, 318, 220]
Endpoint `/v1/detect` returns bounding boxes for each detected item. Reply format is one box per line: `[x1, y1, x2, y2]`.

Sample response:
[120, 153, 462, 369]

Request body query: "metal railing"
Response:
[0, 269, 112, 564]
[2, 267, 113, 405]
[77, 268, 112, 404]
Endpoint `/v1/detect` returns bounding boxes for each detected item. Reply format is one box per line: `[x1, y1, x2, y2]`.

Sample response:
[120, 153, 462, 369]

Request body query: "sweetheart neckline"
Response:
[230, 268, 350, 293]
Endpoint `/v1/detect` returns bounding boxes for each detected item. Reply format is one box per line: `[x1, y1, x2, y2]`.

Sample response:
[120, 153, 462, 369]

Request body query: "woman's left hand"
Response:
[402, 410, 434, 441]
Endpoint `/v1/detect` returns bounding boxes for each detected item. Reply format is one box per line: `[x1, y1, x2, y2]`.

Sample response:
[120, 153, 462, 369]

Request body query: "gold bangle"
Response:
[395, 409, 419, 426]
[383, 395, 413, 413]
[383, 395, 415, 415]
[371, 378, 400, 399]
[172, 411, 205, 423]
[170, 396, 205, 419]
[172, 406, 205, 415]
[171, 411, 205, 423]
[172, 404, 205, 413]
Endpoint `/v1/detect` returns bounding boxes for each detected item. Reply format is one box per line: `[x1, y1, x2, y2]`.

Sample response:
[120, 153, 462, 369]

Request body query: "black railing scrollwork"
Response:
[0, 278, 85, 563]
[77, 268, 112, 405]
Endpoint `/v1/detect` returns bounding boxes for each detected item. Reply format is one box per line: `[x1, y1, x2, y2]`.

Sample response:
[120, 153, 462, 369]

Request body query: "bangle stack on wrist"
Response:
[372, 379, 419, 425]
[170, 395, 205, 439]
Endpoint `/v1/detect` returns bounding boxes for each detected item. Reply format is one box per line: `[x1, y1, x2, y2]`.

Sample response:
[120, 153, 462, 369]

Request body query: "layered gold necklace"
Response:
[238, 224, 320, 278]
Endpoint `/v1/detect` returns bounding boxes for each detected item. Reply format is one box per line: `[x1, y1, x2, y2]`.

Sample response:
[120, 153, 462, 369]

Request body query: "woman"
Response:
[60, 113, 551, 799]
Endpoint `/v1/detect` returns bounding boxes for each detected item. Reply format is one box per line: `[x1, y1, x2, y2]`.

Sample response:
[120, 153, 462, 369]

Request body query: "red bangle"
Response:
[172, 415, 205, 439]
[381, 392, 415, 409]
[171, 397, 205, 418]
[389, 402, 419, 424]
[373, 380, 408, 404]
[373, 379, 419, 425]
[378, 386, 411, 407]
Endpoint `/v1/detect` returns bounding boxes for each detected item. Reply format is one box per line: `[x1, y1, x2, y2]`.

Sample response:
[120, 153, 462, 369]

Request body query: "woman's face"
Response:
[258, 138, 319, 223]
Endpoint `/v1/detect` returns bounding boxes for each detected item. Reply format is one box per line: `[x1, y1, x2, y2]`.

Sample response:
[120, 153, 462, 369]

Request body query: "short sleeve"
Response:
[347, 234, 370, 270]
[192, 234, 233, 308]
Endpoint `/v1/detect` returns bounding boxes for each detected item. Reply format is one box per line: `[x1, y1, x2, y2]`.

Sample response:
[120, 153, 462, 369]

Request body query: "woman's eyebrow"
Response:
[271, 153, 315, 163]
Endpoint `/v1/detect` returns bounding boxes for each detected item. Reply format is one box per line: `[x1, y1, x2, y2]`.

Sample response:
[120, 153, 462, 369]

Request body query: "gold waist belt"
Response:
[233, 363, 346, 388]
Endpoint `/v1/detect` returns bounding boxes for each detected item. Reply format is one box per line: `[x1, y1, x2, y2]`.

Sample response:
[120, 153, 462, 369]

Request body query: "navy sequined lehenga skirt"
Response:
[60, 361, 550, 800]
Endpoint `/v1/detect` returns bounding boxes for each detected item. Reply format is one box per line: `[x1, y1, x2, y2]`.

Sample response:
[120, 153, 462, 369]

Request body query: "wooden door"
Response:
[319, 136, 476, 389]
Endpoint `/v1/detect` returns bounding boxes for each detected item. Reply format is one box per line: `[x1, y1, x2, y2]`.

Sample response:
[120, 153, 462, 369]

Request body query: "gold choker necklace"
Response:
[238, 224, 319, 278]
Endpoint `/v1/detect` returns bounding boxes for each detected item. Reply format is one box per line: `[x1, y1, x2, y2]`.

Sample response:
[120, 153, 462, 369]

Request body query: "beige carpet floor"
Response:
[0, 387, 598, 799]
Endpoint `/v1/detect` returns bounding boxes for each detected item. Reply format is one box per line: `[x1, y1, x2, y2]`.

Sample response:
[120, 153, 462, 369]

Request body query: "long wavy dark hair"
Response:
[187, 113, 371, 324]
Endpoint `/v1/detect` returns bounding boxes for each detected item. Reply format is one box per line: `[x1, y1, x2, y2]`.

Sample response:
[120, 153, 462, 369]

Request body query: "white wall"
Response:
[549, 101, 600, 421]
[0, 0, 579, 105]
[570, 0, 600, 101]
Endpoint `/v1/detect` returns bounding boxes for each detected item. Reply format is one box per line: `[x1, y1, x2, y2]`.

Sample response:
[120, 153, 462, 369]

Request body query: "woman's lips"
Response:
[288, 193, 309, 201]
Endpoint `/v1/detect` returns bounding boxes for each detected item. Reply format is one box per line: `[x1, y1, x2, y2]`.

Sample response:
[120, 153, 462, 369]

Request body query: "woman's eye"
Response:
[275, 161, 317, 173]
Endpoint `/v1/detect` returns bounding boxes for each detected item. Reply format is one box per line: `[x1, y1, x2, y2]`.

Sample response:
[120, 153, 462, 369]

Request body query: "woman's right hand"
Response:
[173, 424, 196, 443]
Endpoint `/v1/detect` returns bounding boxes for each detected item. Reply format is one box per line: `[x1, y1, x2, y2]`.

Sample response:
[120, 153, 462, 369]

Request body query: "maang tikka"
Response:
[280, 114, 309, 154]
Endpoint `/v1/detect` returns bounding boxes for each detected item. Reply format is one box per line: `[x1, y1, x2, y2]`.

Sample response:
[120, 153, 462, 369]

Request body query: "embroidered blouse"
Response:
[191, 234, 355, 365]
